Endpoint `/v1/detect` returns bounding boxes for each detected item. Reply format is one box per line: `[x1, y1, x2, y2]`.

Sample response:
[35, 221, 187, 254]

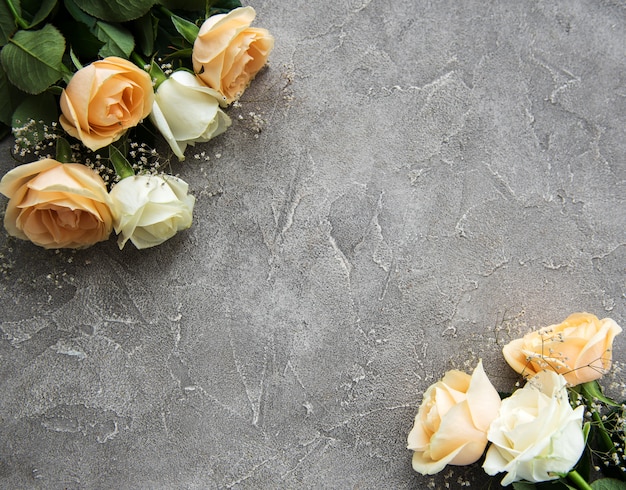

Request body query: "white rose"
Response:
[109, 174, 195, 250]
[483, 370, 585, 486]
[149, 70, 231, 161]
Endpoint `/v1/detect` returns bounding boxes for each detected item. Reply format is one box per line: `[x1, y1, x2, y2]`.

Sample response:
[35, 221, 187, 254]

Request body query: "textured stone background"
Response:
[1, 0, 625, 488]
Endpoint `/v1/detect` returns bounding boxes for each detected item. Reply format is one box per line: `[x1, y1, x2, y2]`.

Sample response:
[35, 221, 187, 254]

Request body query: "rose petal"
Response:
[465, 360, 501, 432]
[429, 401, 487, 465]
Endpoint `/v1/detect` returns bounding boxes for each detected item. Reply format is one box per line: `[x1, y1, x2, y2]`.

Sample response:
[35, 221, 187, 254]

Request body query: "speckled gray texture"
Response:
[1, 1, 625, 488]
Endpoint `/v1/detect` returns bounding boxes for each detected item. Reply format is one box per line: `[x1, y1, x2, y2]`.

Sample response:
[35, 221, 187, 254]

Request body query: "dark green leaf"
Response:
[62, 22, 103, 59]
[170, 14, 199, 44]
[574, 444, 592, 482]
[208, 0, 243, 16]
[60, 0, 105, 59]
[157, 0, 206, 10]
[591, 478, 626, 490]
[1, 24, 66, 94]
[165, 47, 192, 60]
[95, 21, 134, 58]
[211, 0, 242, 9]
[19, 0, 58, 28]
[11, 93, 58, 151]
[157, 0, 241, 13]
[533, 480, 576, 490]
[0, 61, 23, 125]
[0, 1, 18, 46]
[512, 483, 536, 490]
[77, 0, 156, 22]
[64, 0, 96, 28]
[47, 85, 63, 96]
[511, 479, 579, 490]
[132, 12, 157, 57]
[0, 122, 10, 140]
[56, 136, 72, 163]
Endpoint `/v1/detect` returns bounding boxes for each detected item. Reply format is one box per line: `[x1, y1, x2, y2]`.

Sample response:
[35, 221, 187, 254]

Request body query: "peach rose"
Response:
[192, 6, 274, 104]
[0, 159, 114, 249]
[60, 57, 154, 151]
[407, 360, 501, 475]
[502, 312, 622, 386]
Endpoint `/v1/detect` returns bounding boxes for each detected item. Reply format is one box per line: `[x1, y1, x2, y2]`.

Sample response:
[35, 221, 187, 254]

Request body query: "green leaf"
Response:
[95, 21, 134, 58]
[11, 93, 58, 151]
[157, 0, 241, 13]
[19, 0, 58, 28]
[581, 381, 621, 407]
[512, 481, 575, 489]
[47, 85, 63, 96]
[56, 136, 72, 163]
[513, 483, 536, 490]
[76, 0, 156, 22]
[157, 0, 206, 10]
[68, 48, 82, 70]
[0, 1, 18, 46]
[62, 22, 103, 59]
[64, 0, 96, 28]
[164, 47, 192, 60]
[0, 61, 23, 125]
[148, 59, 167, 89]
[1, 24, 66, 94]
[132, 12, 157, 57]
[170, 14, 199, 44]
[211, 0, 242, 9]
[61, 0, 105, 58]
[109, 144, 135, 179]
[541, 480, 576, 489]
[591, 478, 626, 490]
[574, 445, 592, 483]
[0, 122, 10, 140]
[208, 0, 243, 16]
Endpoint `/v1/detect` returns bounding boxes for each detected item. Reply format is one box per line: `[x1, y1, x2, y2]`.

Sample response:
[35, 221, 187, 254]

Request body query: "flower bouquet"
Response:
[0, 0, 273, 250]
[408, 313, 626, 489]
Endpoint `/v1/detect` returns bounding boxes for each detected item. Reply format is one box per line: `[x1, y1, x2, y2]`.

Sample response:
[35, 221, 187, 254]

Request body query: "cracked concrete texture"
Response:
[0, 0, 625, 488]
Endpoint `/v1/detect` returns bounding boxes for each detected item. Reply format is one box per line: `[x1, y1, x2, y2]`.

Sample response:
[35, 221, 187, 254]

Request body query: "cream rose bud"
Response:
[407, 360, 501, 475]
[150, 71, 231, 161]
[0, 159, 114, 249]
[192, 6, 274, 104]
[483, 370, 585, 486]
[60, 57, 154, 151]
[109, 174, 195, 250]
[503, 313, 622, 386]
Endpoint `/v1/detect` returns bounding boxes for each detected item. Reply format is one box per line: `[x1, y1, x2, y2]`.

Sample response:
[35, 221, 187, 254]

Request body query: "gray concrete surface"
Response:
[1, 0, 625, 488]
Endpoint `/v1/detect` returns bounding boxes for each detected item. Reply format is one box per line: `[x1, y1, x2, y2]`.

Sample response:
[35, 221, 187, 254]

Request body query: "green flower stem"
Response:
[158, 5, 175, 17]
[131, 52, 149, 70]
[4, 0, 28, 29]
[567, 470, 593, 490]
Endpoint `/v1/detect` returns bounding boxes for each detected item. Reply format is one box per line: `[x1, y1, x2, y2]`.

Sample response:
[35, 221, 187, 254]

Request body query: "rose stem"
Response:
[567, 470, 593, 490]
